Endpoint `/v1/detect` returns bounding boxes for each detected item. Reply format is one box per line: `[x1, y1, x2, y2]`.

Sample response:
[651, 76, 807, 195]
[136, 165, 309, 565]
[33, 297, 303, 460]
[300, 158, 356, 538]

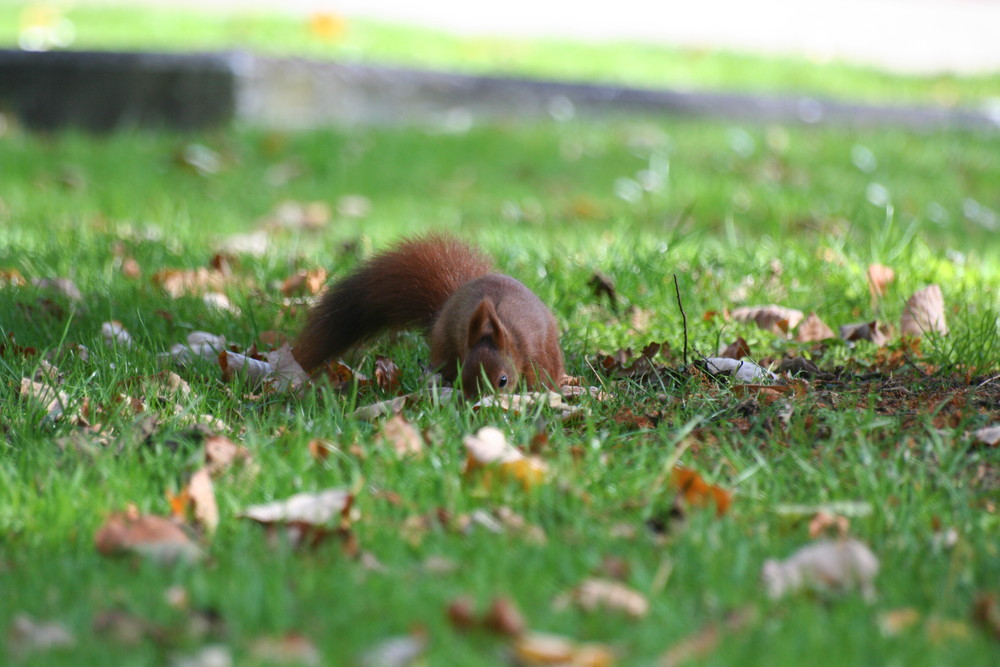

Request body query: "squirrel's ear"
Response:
[467, 299, 509, 349]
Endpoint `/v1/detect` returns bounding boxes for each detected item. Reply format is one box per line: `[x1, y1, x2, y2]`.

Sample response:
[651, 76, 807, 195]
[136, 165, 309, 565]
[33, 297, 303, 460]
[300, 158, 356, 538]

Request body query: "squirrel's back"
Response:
[293, 235, 493, 371]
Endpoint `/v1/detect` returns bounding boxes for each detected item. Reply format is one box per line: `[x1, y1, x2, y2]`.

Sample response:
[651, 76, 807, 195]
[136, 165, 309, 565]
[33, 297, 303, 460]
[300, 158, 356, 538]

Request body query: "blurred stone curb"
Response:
[2, 49, 997, 132]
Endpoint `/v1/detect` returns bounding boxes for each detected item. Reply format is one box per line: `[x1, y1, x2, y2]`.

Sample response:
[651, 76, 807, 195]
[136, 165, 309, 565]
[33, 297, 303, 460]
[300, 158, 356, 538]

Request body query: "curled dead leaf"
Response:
[761, 538, 878, 601]
[513, 632, 615, 667]
[839, 320, 892, 346]
[281, 268, 328, 296]
[556, 578, 649, 618]
[671, 467, 732, 517]
[94, 508, 200, 564]
[867, 263, 895, 300]
[101, 321, 133, 348]
[795, 312, 836, 342]
[900, 284, 948, 338]
[378, 414, 424, 457]
[731, 304, 804, 336]
[463, 427, 547, 489]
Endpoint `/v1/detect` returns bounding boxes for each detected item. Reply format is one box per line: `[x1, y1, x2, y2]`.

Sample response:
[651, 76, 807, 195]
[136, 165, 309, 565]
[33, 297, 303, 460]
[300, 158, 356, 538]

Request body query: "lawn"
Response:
[2, 5, 1000, 666]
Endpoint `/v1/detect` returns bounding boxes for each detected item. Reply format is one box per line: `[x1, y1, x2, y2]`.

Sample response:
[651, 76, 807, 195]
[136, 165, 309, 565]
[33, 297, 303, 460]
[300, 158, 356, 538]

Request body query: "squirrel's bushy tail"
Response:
[293, 234, 494, 371]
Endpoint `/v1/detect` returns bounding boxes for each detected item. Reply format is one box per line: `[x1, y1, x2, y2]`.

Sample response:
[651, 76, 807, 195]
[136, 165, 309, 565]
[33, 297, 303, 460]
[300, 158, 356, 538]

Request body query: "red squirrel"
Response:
[292, 235, 564, 397]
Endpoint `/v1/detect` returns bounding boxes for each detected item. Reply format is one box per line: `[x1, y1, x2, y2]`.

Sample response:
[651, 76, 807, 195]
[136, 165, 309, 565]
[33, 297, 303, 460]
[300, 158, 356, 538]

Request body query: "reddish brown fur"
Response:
[293, 235, 564, 397]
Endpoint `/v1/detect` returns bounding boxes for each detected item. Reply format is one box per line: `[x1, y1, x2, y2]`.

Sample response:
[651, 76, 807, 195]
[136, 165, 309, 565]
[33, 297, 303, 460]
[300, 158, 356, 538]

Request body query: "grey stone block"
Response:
[0, 49, 244, 131]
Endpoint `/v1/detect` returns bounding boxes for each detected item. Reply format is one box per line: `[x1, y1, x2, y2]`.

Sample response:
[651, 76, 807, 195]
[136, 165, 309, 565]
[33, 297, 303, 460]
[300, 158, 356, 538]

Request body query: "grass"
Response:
[1, 113, 999, 664]
[2, 2, 1000, 109]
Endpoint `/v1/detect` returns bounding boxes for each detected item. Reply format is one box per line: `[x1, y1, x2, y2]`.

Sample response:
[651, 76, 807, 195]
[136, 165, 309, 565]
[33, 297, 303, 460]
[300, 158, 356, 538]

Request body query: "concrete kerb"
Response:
[1, 49, 997, 132]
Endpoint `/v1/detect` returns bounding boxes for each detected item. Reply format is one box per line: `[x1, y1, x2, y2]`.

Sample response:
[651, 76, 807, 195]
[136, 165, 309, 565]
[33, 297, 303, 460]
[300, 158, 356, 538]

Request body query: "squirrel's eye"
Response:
[497, 374, 508, 388]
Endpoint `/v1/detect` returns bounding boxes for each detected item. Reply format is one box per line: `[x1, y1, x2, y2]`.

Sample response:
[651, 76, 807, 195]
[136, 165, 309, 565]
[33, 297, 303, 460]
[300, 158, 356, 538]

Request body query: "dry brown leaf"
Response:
[839, 320, 892, 346]
[720, 337, 751, 360]
[249, 634, 322, 666]
[203, 291, 240, 315]
[94, 507, 200, 564]
[203, 434, 255, 478]
[120, 257, 142, 279]
[447, 596, 478, 631]
[513, 632, 616, 667]
[240, 488, 353, 526]
[761, 538, 879, 601]
[0, 267, 27, 287]
[219, 350, 272, 386]
[263, 200, 331, 231]
[463, 426, 547, 489]
[8, 614, 75, 656]
[374, 355, 402, 393]
[476, 391, 588, 422]
[483, 597, 527, 637]
[281, 268, 328, 296]
[731, 304, 804, 336]
[162, 331, 227, 365]
[20, 377, 71, 420]
[101, 320, 134, 349]
[808, 510, 850, 538]
[671, 467, 732, 517]
[556, 578, 649, 618]
[703, 357, 776, 382]
[878, 608, 921, 637]
[358, 632, 427, 667]
[867, 263, 896, 300]
[971, 425, 1000, 447]
[972, 592, 1000, 640]
[31, 277, 82, 302]
[267, 344, 310, 392]
[900, 284, 948, 338]
[795, 312, 836, 342]
[352, 394, 412, 421]
[186, 468, 219, 535]
[152, 266, 228, 298]
[378, 414, 424, 457]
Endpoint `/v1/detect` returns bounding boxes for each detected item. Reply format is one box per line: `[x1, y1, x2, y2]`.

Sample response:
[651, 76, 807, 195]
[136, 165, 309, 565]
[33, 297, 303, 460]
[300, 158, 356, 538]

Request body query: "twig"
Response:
[673, 273, 688, 366]
[977, 373, 1000, 388]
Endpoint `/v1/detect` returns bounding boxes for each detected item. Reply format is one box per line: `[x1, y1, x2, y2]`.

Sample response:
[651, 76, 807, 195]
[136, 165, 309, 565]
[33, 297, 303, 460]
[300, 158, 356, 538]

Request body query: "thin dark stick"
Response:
[673, 273, 688, 366]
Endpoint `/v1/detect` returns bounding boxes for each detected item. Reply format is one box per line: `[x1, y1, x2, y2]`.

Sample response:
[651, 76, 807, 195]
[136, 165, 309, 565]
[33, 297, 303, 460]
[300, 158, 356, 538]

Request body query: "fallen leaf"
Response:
[0, 267, 27, 286]
[463, 426, 547, 489]
[186, 468, 219, 535]
[101, 321, 134, 348]
[476, 391, 588, 421]
[240, 488, 353, 525]
[281, 268, 328, 296]
[808, 511, 850, 538]
[671, 468, 731, 517]
[219, 350, 272, 386]
[720, 337, 750, 360]
[971, 425, 1000, 447]
[8, 614, 75, 656]
[795, 312, 836, 342]
[731, 304, 804, 335]
[170, 644, 232, 667]
[267, 344, 310, 392]
[512, 632, 615, 667]
[152, 267, 228, 298]
[483, 597, 527, 637]
[94, 508, 200, 564]
[556, 578, 649, 618]
[447, 596, 478, 631]
[120, 257, 142, 279]
[972, 592, 1000, 640]
[358, 632, 427, 667]
[249, 634, 322, 666]
[31, 277, 82, 303]
[374, 355, 402, 393]
[203, 292, 240, 315]
[878, 607, 921, 637]
[352, 394, 412, 421]
[161, 331, 227, 365]
[839, 320, 892, 346]
[20, 377, 71, 420]
[378, 414, 424, 457]
[761, 538, 878, 601]
[900, 284, 948, 337]
[867, 263, 895, 300]
[263, 200, 331, 231]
